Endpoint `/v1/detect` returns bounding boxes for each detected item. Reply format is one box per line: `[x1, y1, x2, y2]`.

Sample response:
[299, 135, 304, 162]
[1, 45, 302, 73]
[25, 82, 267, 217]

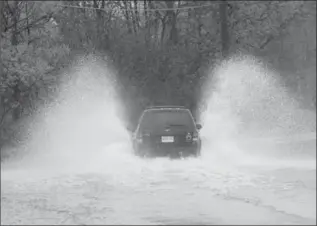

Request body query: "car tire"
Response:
[134, 147, 147, 158]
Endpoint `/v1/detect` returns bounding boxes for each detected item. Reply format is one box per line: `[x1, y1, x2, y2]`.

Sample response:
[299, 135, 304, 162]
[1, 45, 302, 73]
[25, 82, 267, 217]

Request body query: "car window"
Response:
[139, 109, 195, 130]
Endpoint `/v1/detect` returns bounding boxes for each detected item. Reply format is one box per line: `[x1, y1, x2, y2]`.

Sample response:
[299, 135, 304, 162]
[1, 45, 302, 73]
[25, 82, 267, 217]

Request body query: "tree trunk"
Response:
[129, 1, 137, 34]
[25, 2, 30, 42]
[219, 0, 229, 58]
[0, 0, 3, 112]
[122, 1, 132, 34]
[143, 0, 150, 44]
[0, 0, 3, 35]
[133, 0, 140, 29]
[165, 1, 178, 45]
[11, 1, 21, 120]
[11, 1, 19, 46]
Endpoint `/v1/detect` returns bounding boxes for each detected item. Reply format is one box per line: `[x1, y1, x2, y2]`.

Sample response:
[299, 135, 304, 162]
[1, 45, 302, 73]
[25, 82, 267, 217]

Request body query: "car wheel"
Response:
[197, 142, 202, 156]
[135, 147, 147, 158]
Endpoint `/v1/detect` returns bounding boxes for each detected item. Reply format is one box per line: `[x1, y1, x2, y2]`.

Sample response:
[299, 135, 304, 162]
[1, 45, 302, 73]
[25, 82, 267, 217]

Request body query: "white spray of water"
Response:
[1, 54, 315, 225]
[1, 54, 315, 184]
[1, 55, 132, 176]
[199, 55, 316, 169]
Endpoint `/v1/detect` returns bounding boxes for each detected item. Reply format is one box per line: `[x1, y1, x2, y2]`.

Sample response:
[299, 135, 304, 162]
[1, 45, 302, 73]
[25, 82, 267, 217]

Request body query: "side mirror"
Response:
[196, 123, 202, 130]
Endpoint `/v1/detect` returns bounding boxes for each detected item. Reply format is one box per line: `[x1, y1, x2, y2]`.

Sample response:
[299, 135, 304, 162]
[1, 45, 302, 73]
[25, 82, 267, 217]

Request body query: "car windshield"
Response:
[139, 109, 195, 130]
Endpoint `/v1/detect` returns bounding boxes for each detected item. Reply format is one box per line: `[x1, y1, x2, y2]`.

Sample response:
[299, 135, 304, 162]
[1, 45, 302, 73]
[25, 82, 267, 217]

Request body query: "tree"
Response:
[1, 1, 70, 152]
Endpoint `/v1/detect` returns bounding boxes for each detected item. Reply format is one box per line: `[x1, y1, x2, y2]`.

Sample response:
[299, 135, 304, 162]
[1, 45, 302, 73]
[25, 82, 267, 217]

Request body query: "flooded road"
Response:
[1, 56, 315, 225]
[1, 142, 316, 225]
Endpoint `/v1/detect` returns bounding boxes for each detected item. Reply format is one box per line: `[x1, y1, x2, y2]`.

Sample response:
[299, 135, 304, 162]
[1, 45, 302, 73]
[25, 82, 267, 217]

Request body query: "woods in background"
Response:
[0, 1, 316, 151]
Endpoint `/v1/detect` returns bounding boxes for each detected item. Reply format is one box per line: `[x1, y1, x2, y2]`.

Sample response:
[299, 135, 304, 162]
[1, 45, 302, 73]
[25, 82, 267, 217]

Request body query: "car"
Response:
[128, 106, 202, 158]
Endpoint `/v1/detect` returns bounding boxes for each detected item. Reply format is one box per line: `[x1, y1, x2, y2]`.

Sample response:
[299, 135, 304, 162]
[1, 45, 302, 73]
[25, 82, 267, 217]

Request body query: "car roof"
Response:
[145, 105, 187, 111]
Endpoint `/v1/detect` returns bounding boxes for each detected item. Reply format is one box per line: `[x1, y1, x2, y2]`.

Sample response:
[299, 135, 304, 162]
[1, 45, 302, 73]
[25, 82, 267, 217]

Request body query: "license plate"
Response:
[161, 136, 174, 143]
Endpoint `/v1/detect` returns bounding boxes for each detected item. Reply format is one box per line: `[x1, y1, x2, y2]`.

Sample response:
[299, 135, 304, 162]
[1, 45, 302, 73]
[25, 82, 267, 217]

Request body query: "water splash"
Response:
[1, 55, 315, 225]
[199, 54, 316, 168]
[1, 55, 131, 174]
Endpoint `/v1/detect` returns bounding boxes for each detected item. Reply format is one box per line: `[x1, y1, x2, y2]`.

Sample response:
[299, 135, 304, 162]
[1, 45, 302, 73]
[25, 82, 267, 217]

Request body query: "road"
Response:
[1, 141, 316, 225]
